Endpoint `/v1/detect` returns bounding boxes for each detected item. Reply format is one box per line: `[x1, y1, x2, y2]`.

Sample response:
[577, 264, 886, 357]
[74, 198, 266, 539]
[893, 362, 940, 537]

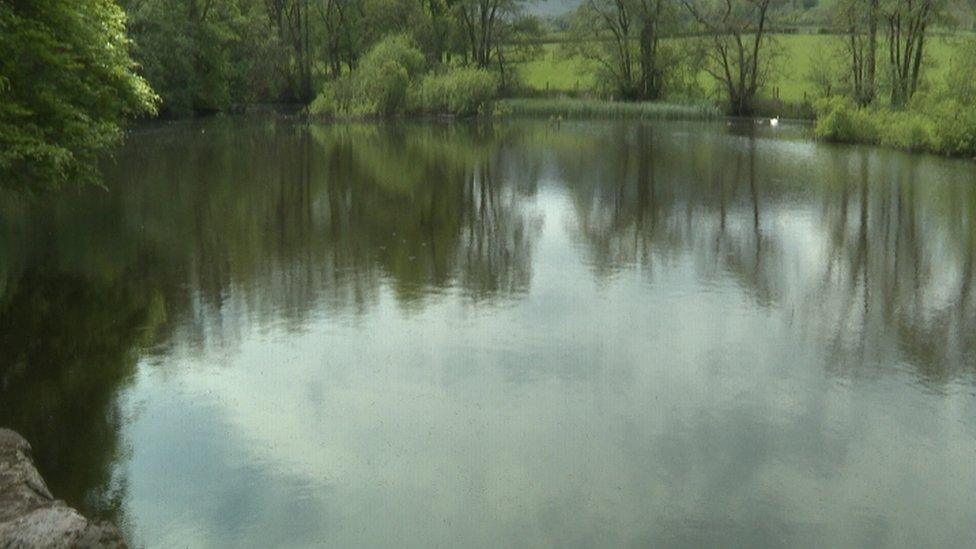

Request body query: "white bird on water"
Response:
[769, 117, 780, 127]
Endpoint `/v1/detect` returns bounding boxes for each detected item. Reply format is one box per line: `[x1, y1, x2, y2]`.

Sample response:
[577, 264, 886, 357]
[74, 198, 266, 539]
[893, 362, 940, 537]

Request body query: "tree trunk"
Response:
[639, 14, 658, 100]
[866, 0, 878, 104]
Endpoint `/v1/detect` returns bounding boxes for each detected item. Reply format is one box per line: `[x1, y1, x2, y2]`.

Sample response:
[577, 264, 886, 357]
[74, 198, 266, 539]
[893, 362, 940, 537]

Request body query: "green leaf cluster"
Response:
[309, 34, 499, 118]
[0, 0, 156, 193]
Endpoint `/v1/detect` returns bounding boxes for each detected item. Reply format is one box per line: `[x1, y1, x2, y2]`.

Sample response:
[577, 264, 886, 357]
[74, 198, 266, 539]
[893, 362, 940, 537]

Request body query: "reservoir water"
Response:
[2, 118, 975, 547]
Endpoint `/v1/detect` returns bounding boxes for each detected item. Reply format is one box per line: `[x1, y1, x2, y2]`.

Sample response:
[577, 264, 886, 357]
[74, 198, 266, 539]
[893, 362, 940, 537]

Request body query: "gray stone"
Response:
[0, 428, 125, 548]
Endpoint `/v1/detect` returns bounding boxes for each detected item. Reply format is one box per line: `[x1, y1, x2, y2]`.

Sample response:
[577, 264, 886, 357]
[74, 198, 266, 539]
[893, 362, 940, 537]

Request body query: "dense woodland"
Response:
[2, 0, 976, 193]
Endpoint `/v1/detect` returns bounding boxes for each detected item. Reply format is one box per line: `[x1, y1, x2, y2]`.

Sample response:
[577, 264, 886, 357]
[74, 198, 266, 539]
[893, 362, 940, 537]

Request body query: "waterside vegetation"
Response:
[6, 0, 976, 194]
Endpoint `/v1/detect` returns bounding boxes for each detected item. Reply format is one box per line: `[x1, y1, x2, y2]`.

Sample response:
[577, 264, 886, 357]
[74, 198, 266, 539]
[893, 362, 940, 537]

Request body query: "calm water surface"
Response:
[2, 118, 976, 547]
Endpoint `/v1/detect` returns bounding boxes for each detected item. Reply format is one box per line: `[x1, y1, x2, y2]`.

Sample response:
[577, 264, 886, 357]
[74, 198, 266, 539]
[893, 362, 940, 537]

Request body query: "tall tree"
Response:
[454, 0, 526, 73]
[682, 0, 774, 116]
[125, 0, 281, 115]
[835, 0, 879, 105]
[315, 0, 355, 77]
[884, 0, 938, 106]
[637, 0, 667, 100]
[0, 0, 156, 193]
[263, 0, 314, 102]
[573, 0, 638, 98]
[570, 0, 676, 100]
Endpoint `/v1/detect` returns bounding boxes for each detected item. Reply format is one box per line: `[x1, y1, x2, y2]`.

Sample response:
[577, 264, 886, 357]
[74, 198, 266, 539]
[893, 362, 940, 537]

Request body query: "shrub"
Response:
[354, 35, 425, 115]
[876, 110, 936, 152]
[813, 96, 879, 143]
[308, 34, 424, 116]
[932, 100, 976, 157]
[357, 34, 426, 80]
[944, 39, 976, 106]
[309, 75, 356, 116]
[412, 68, 499, 116]
[358, 59, 411, 115]
[813, 95, 976, 157]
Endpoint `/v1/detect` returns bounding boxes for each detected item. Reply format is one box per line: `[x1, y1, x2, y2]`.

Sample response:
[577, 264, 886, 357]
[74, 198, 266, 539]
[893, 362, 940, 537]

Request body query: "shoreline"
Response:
[0, 429, 125, 548]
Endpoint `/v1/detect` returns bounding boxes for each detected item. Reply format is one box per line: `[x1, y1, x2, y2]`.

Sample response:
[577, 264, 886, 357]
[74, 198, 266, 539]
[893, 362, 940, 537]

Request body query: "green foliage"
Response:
[876, 110, 935, 152]
[125, 0, 280, 116]
[943, 39, 976, 106]
[360, 0, 429, 54]
[359, 34, 427, 80]
[812, 36, 976, 156]
[309, 76, 356, 117]
[814, 94, 976, 157]
[310, 36, 501, 117]
[412, 68, 500, 116]
[310, 34, 425, 116]
[814, 97, 936, 151]
[813, 97, 879, 143]
[929, 100, 976, 157]
[0, 0, 157, 193]
[357, 35, 424, 114]
[362, 60, 413, 115]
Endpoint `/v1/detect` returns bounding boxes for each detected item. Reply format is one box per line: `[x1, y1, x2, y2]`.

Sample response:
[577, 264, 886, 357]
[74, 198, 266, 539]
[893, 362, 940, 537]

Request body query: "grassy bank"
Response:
[814, 97, 976, 158]
[497, 98, 722, 120]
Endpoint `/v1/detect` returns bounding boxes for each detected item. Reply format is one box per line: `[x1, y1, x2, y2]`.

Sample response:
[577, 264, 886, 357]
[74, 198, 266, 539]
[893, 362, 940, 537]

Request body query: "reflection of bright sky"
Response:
[118, 180, 976, 548]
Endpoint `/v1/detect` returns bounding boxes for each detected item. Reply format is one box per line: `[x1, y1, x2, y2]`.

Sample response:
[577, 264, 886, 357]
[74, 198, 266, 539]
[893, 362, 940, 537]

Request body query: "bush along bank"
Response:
[813, 36, 976, 160]
[813, 96, 976, 157]
[306, 34, 725, 122]
[308, 35, 500, 119]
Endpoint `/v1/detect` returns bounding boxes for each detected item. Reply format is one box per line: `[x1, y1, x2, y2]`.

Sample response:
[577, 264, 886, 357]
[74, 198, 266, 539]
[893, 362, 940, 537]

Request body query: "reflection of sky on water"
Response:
[3, 119, 976, 547]
[120, 184, 976, 548]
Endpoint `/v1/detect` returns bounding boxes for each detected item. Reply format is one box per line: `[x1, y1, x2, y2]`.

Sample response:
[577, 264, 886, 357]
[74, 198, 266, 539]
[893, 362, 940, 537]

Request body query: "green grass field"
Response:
[517, 34, 961, 104]
[518, 45, 597, 92]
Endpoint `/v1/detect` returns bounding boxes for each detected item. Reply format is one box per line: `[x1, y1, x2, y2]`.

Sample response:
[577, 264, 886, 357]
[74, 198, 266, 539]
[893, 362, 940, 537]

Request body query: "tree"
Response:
[572, 0, 639, 98]
[570, 0, 678, 100]
[265, 0, 314, 102]
[125, 0, 281, 115]
[883, 0, 939, 106]
[682, 0, 774, 116]
[637, 0, 668, 99]
[834, 0, 879, 105]
[417, 0, 458, 63]
[314, 0, 356, 77]
[453, 0, 529, 82]
[0, 0, 156, 193]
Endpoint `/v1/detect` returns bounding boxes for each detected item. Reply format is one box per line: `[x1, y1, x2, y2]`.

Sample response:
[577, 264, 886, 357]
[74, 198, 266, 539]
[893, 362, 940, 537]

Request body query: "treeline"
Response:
[809, 0, 976, 155]
[565, 0, 784, 111]
[3, 0, 976, 195]
[120, 0, 543, 116]
[565, 0, 964, 117]
[0, 0, 542, 192]
[0, 1, 155, 193]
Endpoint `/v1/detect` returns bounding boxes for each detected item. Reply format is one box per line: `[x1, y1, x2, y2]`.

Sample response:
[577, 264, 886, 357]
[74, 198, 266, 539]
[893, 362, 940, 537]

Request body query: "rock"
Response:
[0, 428, 126, 548]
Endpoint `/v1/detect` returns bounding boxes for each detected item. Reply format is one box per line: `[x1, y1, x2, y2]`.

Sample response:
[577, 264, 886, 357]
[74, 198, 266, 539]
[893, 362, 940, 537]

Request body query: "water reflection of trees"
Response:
[0, 192, 172, 528]
[815, 152, 976, 384]
[0, 120, 543, 522]
[558, 123, 780, 308]
[122, 121, 543, 323]
[555, 122, 976, 385]
[4, 118, 976, 527]
[308, 124, 541, 306]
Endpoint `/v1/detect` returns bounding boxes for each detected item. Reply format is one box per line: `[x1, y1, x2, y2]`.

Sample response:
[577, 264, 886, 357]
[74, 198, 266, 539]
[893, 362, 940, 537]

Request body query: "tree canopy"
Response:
[0, 0, 156, 193]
